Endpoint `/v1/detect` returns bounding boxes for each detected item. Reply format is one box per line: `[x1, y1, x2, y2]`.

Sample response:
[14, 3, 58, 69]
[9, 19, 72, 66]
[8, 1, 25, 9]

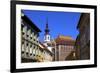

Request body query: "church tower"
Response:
[44, 19, 52, 52]
[44, 20, 51, 43]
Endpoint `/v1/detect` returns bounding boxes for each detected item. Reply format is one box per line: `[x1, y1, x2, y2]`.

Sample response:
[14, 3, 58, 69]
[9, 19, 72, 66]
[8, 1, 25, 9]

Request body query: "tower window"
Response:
[48, 36, 49, 40]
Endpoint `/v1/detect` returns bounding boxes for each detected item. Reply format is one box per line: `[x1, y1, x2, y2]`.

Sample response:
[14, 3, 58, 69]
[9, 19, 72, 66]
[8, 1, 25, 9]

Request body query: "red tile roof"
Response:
[55, 35, 75, 45]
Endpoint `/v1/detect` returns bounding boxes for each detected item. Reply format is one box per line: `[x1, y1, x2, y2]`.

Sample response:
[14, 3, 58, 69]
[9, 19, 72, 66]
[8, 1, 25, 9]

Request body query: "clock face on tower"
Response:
[44, 34, 50, 42]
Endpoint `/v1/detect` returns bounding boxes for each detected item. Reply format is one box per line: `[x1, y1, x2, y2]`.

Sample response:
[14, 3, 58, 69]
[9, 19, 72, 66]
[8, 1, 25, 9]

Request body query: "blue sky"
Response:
[23, 10, 81, 42]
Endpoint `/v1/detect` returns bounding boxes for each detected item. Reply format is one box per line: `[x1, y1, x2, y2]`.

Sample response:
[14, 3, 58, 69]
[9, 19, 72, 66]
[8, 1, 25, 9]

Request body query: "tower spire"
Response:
[43, 18, 52, 53]
[45, 18, 50, 35]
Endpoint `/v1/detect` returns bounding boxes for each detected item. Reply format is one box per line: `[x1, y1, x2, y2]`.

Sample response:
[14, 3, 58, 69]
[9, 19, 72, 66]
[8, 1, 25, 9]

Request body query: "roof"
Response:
[22, 14, 41, 32]
[58, 35, 74, 40]
[55, 35, 75, 45]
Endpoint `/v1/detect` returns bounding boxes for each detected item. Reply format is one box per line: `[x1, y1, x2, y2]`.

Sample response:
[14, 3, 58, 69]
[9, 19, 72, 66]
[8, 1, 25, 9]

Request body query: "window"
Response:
[33, 54, 35, 56]
[34, 46, 35, 49]
[48, 36, 49, 40]
[22, 51, 24, 54]
[26, 35, 29, 38]
[30, 34, 32, 39]
[34, 39, 35, 42]
[26, 43, 29, 53]
[26, 52, 29, 57]
[22, 32, 25, 35]
[30, 53, 32, 56]
[26, 43, 28, 46]
[37, 41, 38, 43]
[30, 47, 32, 55]
[22, 44, 25, 52]
[33, 48, 35, 55]
[30, 36, 32, 39]
[30, 44, 32, 47]
[22, 41, 24, 44]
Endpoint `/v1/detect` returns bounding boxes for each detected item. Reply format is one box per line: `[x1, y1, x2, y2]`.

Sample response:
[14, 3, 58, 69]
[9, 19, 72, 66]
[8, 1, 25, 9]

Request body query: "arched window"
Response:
[48, 36, 50, 40]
